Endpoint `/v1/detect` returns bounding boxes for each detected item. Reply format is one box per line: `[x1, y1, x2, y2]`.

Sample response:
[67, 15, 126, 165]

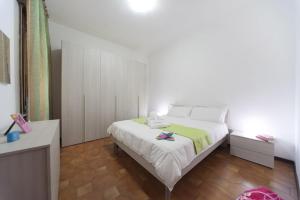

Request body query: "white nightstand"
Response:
[230, 131, 274, 168]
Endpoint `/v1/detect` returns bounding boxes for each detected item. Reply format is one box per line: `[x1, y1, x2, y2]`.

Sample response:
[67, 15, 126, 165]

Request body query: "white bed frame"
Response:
[112, 134, 228, 200]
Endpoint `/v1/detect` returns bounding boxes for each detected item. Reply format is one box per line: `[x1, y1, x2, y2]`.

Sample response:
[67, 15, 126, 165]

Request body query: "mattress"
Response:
[107, 116, 228, 190]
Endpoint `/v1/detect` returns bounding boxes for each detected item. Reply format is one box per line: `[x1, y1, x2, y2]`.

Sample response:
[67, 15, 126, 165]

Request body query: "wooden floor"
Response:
[59, 138, 298, 200]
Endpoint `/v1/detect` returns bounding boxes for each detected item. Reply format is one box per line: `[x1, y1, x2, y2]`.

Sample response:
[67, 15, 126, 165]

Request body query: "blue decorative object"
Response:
[7, 131, 20, 143]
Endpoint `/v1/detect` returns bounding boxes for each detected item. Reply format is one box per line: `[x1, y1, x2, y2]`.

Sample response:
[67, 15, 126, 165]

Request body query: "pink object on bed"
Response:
[237, 187, 283, 200]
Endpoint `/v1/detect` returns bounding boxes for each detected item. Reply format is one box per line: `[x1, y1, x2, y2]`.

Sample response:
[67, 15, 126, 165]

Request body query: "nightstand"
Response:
[230, 131, 274, 168]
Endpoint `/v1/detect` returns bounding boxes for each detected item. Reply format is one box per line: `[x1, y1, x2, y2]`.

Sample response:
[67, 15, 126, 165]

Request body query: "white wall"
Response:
[295, 0, 300, 189]
[0, 0, 19, 131]
[296, 48, 300, 187]
[149, 0, 296, 160]
[48, 20, 147, 63]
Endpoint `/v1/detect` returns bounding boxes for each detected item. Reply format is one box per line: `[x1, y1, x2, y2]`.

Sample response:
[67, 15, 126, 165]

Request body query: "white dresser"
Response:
[230, 131, 274, 168]
[0, 120, 60, 200]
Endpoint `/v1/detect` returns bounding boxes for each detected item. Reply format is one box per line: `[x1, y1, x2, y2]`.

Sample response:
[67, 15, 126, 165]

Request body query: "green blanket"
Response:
[132, 117, 212, 154]
[133, 117, 147, 124]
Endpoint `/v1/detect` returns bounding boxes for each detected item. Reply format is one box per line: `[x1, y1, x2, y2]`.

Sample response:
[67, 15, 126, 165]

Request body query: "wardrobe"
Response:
[61, 41, 147, 147]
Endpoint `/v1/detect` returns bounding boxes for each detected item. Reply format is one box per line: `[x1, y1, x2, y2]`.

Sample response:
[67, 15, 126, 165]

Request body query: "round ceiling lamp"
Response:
[128, 0, 157, 13]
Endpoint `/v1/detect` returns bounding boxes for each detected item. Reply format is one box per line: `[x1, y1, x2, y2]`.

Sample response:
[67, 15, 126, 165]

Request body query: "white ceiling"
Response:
[46, 0, 257, 55]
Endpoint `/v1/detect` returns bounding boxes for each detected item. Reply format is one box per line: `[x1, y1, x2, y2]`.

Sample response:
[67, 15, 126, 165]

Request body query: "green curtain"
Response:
[26, 0, 51, 121]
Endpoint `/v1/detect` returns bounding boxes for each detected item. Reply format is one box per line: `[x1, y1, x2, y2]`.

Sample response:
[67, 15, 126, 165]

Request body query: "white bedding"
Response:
[107, 116, 228, 190]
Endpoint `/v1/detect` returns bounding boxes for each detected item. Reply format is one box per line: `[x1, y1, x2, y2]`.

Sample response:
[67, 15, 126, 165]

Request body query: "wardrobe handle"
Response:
[115, 96, 117, 121]
[83, 94, 86, 142]
[137, 96, 140, 118]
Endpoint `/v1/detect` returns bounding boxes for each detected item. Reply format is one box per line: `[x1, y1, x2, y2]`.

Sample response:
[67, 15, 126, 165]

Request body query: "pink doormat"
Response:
[237, 187, 283, 200]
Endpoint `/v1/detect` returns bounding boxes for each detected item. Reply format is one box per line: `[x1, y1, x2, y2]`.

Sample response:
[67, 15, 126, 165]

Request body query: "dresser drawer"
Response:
[230, 135, 274, 156]
[231, 146, 274, 168]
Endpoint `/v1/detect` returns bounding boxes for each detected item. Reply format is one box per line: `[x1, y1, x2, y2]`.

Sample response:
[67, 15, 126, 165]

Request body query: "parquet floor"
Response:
[59, 138, 298, 200]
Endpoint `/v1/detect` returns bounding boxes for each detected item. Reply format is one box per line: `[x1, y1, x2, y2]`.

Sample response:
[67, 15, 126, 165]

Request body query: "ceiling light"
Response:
[128, 0, 157, 13]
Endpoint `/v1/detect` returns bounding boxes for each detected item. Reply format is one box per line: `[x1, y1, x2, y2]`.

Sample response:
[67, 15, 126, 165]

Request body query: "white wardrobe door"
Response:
[84, 47, 102, 141]
[126, 60, 148, 119]
[61, 42, 84, 147]
[100, 52, 117, 137]
[115, 57, 128, 121]
[136, 62, 147, 117]
[126, 60, 139, 119]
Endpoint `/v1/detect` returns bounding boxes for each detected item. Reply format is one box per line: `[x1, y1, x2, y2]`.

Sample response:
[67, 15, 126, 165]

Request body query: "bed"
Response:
[108, 106, 229, 200]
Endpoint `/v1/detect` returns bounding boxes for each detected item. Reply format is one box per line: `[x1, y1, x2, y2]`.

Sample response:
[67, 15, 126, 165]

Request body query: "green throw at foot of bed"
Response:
[132, 117, 212, 154]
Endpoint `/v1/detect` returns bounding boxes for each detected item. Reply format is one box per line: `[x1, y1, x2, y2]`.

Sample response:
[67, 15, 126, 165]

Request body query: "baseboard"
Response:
[295, 166, 300, 200]
[275, 156, 294, 163]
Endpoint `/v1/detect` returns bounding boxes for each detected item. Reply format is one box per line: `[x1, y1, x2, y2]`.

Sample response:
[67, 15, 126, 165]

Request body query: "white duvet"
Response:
[107, 116, 228, 190]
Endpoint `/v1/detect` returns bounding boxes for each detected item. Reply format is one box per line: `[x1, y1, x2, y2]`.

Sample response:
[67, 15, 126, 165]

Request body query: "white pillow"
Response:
[167, 106, 192, 118]
[190, 106, 228, 123]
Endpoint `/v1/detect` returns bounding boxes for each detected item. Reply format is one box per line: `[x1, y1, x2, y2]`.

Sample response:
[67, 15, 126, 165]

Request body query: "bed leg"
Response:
[113, 143, 119, 154]
[165, 186, 171, 200]
[221, 137, 228, 148]
[221, 140, 228, 148]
